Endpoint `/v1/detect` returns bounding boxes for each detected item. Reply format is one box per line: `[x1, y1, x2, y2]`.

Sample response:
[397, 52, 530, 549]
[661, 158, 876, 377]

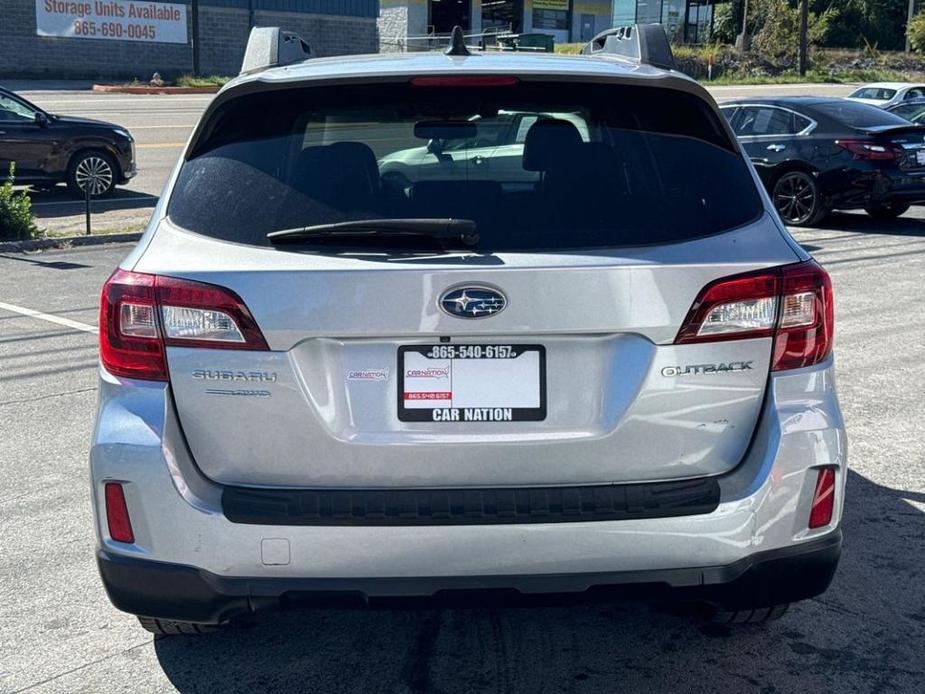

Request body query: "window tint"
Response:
[735, 107, 795, 136]
[890, 104, 925, 122]
[0, 95, 36, 122]
[850, 87, 897, 100]
[812, 100, 912, 128]
[170, 82, 762, 252]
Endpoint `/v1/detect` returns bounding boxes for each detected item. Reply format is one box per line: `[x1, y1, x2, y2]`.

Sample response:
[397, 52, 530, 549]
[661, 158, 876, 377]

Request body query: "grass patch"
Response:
[703, 69, 925, 85]
[174, 74, 231, 88]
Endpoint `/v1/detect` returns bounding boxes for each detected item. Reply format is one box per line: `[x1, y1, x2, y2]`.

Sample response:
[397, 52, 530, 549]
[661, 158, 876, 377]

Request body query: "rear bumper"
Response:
[90, 358, 847, 621]
[97, 528, 842, 624]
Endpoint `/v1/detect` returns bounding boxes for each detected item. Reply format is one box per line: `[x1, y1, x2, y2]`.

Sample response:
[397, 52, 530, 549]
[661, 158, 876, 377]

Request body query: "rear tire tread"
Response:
[138, 616, 220, 636]
[711, 603, 789, 625]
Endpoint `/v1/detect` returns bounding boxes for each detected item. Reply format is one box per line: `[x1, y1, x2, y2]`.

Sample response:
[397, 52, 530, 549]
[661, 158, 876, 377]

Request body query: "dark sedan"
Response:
[0, 86, 136, 197]
[721, 97, 925, 225]
[886, 97, 925, 124]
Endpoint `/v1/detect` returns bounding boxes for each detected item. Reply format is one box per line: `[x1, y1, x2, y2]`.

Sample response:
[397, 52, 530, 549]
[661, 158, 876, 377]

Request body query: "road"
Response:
[13, 82, 858, 234]
[1, 211, 923, 692]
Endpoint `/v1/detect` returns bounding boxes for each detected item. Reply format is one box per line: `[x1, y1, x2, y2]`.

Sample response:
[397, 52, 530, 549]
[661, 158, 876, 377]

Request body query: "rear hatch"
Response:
[135, 74, 801, 488]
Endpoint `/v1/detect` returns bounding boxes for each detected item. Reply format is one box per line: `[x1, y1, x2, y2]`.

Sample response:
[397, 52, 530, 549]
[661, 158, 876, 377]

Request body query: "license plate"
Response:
[398, 344, 546, 422]
[916, 149, 925, 166]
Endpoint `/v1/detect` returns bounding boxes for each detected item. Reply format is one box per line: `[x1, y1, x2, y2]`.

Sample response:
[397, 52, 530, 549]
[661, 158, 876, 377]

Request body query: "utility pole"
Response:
[908, 0, 917, 52]
[736, 0, 751, 52]
[191, 0, 200, 76]
[798, 0, 809, 76]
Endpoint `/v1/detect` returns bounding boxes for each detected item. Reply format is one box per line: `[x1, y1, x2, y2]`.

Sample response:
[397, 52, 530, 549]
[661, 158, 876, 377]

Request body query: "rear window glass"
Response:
[169, 82, 762, 252]
[850, 87, 897, 100]
[814, 100, 912, 128]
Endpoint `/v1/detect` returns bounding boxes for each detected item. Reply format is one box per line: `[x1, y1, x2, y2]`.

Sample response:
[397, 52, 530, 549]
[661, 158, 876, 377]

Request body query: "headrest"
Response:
[522, 119, 583, 171]
[293, 142, 379, 205]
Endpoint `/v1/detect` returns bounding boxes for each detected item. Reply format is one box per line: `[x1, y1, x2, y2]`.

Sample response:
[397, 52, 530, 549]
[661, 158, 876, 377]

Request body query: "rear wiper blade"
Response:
[266, 218, 479, 247]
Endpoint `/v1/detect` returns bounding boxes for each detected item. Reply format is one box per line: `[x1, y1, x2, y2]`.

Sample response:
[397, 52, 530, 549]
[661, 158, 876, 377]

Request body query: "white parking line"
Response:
[0, 301, 98, 334]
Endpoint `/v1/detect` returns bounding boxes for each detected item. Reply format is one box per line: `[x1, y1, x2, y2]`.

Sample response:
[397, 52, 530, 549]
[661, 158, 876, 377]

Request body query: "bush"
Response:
[0, 164, 39, 241]
[909, 11, 925, 52]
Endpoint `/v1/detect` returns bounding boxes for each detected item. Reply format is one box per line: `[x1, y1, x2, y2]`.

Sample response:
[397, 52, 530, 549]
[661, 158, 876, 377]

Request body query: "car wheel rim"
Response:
[75, 156, 113, 196]
[773, 173, 816, 224]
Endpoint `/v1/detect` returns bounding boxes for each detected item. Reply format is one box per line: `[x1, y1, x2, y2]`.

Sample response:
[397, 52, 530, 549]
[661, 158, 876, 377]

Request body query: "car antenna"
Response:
[446, 26, 470, 57]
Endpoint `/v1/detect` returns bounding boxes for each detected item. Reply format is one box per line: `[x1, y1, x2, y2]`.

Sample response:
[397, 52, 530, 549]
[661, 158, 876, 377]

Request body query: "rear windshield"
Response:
[169, 81, 762, 252]
[849, 87, 897, 100]
[813, 100, 912, 128]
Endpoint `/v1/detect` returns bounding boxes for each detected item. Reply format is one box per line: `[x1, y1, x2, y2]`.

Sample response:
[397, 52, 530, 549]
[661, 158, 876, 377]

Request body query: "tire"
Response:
[710, 603, 790, 625]
[771, 170, 826, 226]
[137, 617, 221, 636]
[864, 201, 910, 219]
[67, 150, 117, 198]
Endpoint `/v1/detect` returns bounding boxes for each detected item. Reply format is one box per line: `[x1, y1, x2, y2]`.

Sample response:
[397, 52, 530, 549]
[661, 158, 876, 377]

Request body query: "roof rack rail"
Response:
[582, 24, 675, 71]
[240, 27, 312, 75]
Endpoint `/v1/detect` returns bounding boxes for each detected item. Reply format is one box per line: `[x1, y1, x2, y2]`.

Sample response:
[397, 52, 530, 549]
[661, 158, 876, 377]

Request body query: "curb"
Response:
[92, 84, 220, 95]
[0, 232, 143, 253]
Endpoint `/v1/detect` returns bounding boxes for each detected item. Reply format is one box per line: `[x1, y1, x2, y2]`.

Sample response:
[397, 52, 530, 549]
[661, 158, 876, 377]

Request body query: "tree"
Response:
[908, 9, 925, 51]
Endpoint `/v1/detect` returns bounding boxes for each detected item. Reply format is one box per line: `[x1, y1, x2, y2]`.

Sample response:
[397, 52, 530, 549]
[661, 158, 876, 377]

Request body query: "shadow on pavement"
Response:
[153, 470, 924, 693]
[25, 186, 158, 220]
[814, 211, 925, 238]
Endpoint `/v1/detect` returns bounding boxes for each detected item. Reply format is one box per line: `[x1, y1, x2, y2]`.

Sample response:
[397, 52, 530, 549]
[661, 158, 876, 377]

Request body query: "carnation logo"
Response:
[346, 368, 390, 382]
[406, 367, 450, 379]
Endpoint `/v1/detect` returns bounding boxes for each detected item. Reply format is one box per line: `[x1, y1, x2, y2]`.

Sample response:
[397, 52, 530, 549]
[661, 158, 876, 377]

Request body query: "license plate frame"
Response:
[397, 344, 547, 422]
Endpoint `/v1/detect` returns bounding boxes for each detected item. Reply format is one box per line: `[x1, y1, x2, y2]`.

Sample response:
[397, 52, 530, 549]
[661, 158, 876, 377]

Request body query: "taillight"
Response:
[105, 482, 134, 543]
[676, 260, 834, 371]
[99, 269, 268, 381]
[808, 468, 836, 529]
[835, 139, 895, 160]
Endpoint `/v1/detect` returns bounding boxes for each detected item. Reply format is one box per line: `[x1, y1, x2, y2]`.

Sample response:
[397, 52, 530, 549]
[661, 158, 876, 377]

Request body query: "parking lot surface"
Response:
[1, 206, 923, 692]
[12, 82, 857, 235]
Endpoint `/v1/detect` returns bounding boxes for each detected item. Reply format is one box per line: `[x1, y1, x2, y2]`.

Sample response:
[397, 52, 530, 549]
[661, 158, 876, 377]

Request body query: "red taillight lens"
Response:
[100, 269, 166, 381]
[772, 260, 834, 371]
[410, 75, 519, 87]
[808, 468, 836, 529]
[105, 482, 134, 543]
[835, 139, 896, 160]
[99, 269, 268, 381]
[676, 260, 834, 371]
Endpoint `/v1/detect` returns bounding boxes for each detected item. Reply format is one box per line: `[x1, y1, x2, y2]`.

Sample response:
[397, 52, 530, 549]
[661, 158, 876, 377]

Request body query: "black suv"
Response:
[0, 86, 136, 197]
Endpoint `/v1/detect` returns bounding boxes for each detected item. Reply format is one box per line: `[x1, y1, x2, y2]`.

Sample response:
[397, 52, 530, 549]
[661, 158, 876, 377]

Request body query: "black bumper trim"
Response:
[97, 528, 841, 624]
[221, 478, 721, 527]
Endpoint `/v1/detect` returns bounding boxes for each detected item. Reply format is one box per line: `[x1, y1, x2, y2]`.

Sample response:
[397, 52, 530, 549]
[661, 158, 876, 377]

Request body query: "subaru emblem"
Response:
[439, 286, 507, 319]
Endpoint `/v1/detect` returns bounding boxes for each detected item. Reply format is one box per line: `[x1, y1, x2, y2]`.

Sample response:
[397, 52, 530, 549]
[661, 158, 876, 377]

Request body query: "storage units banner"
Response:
[35, 0, 188, 44]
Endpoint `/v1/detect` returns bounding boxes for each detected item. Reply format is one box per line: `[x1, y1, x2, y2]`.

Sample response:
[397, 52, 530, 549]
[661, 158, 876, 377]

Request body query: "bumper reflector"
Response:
[809, 468, 836, 529]
[105, 482, 135, 543]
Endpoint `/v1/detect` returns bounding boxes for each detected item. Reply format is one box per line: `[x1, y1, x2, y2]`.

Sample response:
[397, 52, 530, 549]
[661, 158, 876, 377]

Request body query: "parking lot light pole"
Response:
[798, 0, 809, 76]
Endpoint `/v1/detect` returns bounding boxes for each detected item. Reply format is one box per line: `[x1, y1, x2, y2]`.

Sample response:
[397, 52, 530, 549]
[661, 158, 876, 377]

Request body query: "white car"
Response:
[846, 82, 925, 108]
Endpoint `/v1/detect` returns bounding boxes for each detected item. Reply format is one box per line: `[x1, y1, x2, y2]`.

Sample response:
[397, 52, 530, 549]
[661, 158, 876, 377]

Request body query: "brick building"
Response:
[0, 0, 379, 80]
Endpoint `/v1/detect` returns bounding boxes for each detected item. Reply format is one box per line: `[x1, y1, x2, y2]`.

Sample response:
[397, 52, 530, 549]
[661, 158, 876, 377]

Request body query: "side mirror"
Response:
[426, 138, 444, 155]
[34, 112, 49, 127]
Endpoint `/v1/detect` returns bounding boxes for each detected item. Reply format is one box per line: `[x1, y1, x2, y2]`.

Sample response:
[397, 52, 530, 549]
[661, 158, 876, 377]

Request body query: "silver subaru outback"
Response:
[91, 26, 845, 635]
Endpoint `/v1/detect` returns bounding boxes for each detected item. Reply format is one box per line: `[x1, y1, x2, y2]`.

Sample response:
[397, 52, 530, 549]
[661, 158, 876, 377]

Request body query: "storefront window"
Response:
[635, 0, 661, 24]
[611, 0, 636, 25]
[532, 0, 570, 30]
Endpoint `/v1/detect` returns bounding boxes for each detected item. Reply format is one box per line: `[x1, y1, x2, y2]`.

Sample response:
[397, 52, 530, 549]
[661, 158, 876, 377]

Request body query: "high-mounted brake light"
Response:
[411, 75, 519, 87]
[835, 139, 896, 160]
[676, 260, 834, 371]
[808, 468, 836, 529]
[99, 269, 268, 381]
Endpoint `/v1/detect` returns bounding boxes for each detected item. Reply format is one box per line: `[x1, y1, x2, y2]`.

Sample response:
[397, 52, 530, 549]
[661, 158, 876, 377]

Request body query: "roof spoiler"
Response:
[240, 27, 312, 75]
[581, 24, 675, 71]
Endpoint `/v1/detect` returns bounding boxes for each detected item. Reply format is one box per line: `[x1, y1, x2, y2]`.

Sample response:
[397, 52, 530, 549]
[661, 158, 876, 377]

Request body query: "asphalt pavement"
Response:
[11, 81, 857, 235]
